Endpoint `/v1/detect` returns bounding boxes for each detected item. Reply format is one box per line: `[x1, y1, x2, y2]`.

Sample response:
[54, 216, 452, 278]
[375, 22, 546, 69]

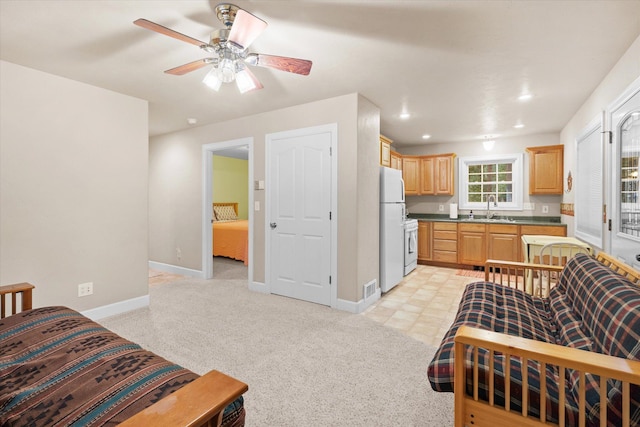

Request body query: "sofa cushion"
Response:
[553, 253, 640, 359]
[428, 281, 556, 392]
[550, 253, 640, 427]
[428, 281, 569, 423]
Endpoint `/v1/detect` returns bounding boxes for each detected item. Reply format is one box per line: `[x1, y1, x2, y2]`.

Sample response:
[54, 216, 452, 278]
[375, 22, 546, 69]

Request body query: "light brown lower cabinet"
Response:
[458, 223, 487, 265]
[418, 221, 431, 261]
[417, 221, 567, 267]
[432, 222, 458, 263]
[487, 224, 520, 262]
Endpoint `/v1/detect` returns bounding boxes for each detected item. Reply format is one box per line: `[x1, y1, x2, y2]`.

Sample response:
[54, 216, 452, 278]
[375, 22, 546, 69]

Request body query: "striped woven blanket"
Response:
[0, 306, 244, 426]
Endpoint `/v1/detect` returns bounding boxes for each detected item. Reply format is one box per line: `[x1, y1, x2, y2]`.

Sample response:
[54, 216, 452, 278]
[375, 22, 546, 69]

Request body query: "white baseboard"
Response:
[148, 261, 204, 278]
[247, 281, 380, 314]
[81, 295, 149, 321]
[335, 289, 381, 314]
[249, 281, 269, 293]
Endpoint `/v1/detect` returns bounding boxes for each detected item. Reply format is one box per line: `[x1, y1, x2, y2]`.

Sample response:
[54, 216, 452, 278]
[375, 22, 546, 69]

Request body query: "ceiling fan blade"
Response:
[164, 59, 214, 75]
[228, 9, 267, 50]
[134, 18, 206, 47]
[236, 66, 264, 93]
[247, 54, 312, 76]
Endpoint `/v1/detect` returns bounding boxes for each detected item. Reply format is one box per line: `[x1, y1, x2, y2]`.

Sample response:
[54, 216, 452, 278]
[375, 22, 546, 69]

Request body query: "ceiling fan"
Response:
[134, 3, 312, 93]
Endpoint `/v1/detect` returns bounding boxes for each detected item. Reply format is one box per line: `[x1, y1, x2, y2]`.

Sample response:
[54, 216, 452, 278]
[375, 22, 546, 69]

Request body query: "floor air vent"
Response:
[364, 280, 376, 300]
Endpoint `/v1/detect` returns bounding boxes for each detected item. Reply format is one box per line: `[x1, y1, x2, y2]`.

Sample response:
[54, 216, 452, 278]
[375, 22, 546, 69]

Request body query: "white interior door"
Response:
[267, 126, 333, 305]
[609, 81, 640, 269]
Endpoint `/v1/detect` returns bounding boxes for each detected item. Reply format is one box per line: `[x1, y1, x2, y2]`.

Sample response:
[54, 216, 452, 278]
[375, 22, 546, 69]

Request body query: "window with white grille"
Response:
[458, 154, 523, 210]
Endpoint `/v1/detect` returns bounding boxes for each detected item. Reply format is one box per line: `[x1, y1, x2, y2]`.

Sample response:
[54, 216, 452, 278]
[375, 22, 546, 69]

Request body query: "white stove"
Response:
[404, 219, 418, 275]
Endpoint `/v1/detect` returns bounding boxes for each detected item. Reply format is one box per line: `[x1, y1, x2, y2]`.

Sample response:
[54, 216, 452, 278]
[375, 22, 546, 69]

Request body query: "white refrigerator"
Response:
[380, 166, 405, 293]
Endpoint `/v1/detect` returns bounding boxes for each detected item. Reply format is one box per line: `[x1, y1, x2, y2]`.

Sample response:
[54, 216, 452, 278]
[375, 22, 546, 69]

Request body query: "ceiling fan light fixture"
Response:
[218, 57, 236, 83]
[236, 68, 258, 93]
[136, 4, 311, 95]
[203, 68, 223, 91]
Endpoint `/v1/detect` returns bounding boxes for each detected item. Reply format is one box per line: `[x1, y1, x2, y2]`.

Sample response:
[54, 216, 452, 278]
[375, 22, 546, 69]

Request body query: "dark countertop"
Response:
[408, 213, 565, 227]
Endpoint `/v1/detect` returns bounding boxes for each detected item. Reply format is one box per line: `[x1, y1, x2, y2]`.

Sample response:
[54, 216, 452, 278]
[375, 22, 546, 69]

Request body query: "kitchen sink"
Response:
[467, 218, 517, 223]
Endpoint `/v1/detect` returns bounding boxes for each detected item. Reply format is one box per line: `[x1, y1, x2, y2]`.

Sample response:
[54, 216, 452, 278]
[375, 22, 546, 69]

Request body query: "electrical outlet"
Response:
[523, 203, 535, 210]
[78, 282, 93, 297]
[176, 247, 182, 260]
[438, 205, 444, 212]
[542, 205, 549, 214]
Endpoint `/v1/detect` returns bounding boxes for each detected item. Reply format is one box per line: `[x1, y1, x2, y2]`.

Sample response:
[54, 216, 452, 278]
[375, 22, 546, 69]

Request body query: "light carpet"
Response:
[101, 278, 453, 426]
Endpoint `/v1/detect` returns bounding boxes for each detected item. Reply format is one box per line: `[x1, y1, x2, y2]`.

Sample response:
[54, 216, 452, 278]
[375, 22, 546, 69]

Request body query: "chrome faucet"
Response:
[487, 195, 497, 219]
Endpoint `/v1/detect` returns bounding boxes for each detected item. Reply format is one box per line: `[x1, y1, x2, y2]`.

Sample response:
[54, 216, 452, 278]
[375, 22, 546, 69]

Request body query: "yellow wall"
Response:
[213, 155, 249, 220]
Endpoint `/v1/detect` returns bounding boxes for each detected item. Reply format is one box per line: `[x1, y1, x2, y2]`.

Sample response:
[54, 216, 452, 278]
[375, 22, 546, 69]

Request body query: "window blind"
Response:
[575, 121, 603, 248]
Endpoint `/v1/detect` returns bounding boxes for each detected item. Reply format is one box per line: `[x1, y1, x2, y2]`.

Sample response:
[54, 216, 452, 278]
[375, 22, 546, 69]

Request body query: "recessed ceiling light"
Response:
[400, 112, 411, 120]
[514, 123, 525, 129]
[187, 118, 198, 125]
[422, 134, 431, 140]
[518, 93, 533, 101]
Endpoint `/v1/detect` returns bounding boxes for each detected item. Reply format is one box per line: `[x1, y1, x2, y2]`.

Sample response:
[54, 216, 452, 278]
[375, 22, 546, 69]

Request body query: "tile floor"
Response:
[148, 269, 186, 287]
[362, 265, 482, 347]
[149, 263, 482, 348]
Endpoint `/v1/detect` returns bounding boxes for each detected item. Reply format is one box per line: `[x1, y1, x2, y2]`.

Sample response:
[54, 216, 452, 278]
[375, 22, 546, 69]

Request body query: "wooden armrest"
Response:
[0, 282, 35, 296]
[119, 370, 248, 427]
[0, 282, 35, 318]
[454, 326, 640, 427]
[454, 325, 640, 383]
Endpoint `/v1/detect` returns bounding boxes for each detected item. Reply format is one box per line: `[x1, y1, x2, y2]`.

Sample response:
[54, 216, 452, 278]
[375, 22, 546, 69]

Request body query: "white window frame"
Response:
[458, 153, 524, 211]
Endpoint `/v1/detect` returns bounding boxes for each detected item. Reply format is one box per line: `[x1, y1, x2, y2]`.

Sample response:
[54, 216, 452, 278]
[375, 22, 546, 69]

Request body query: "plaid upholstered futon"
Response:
[0, 306, 245, 426]
[428, 253, 640, 426]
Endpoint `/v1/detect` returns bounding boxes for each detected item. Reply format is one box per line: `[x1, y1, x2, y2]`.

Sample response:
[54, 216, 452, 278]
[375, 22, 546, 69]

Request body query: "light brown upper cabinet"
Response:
[420, 153, 456, 195]
[403, 153, 455, 196]
[526, 144, 564, 195]
[380, 135, 392, 167]
[402, 156, 421, 195]
[390, 150, 402, 170]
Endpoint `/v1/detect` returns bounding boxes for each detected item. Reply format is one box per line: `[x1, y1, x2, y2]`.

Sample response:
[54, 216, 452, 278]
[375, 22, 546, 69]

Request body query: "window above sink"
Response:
[458, 153, 524, 211]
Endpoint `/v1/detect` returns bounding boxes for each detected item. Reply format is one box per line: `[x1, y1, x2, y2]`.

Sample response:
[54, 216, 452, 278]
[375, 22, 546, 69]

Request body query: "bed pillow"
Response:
[214, 205, 237, 221]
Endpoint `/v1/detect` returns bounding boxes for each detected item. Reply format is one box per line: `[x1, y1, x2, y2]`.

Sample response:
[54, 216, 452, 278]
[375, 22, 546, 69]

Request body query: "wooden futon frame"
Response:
[0, 283, 247, 427]
[454, 252, 640, 427]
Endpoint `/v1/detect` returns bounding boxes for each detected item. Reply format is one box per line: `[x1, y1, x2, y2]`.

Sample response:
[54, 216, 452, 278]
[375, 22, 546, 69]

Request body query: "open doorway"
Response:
[202, 138, 254, 282]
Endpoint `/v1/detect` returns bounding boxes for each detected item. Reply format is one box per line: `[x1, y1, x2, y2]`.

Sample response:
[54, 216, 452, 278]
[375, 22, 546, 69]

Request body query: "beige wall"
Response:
[560, 34, 640, 241]
[0, 60, 149, 311]
[149, 93, 380, 303]
[399, 133, 562, 218]
[356, 95, 381, 301]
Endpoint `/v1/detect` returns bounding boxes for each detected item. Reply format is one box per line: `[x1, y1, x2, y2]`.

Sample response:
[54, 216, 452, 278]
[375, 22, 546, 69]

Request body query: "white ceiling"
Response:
[1, 1, 639, 146]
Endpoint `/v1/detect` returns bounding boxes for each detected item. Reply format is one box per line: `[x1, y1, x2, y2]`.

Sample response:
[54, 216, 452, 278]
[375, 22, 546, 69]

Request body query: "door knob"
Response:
[636, 254, 640, 262]
[270, 222, 277, 229]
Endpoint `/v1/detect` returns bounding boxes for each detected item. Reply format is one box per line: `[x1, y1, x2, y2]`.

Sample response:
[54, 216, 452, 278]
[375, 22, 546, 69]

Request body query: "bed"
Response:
[213, 202, 248, 265]
[0, 283, 248, 427]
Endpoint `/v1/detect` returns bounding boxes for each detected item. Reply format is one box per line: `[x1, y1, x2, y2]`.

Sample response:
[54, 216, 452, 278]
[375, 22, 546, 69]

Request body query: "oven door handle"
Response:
[408, 230, 417, 254]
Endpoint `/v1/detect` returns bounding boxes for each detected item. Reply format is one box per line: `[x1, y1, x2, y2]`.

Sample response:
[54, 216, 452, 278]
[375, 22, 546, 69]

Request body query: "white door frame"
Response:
[605, 75, 640, 258]
[265, 123, 338, 308]
[202, 137, 254, 282]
